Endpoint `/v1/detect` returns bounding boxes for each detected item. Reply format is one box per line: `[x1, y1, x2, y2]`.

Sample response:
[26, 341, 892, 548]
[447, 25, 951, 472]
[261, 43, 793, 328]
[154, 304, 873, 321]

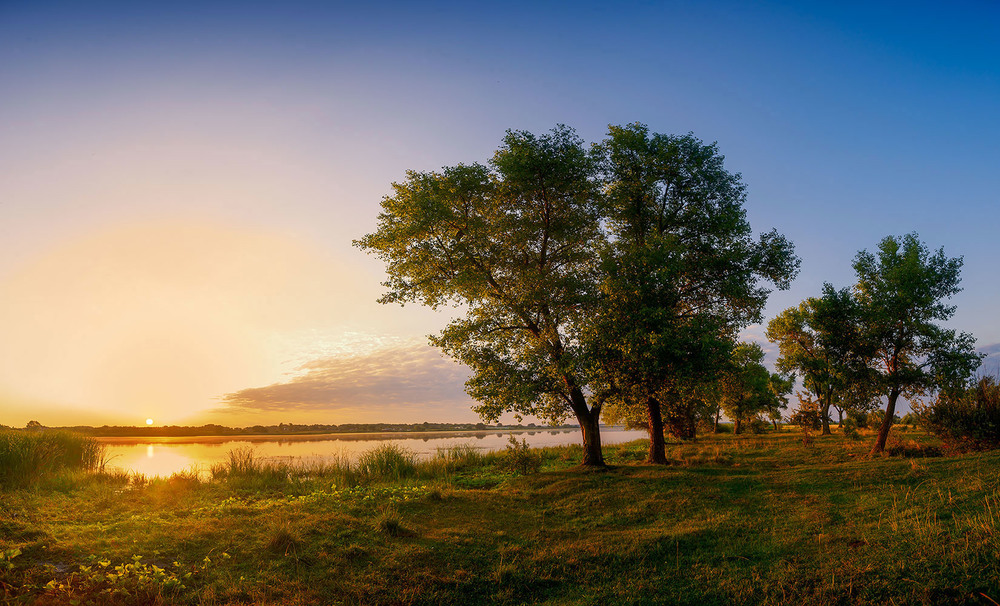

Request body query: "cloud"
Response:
[219, 340, 472, 412]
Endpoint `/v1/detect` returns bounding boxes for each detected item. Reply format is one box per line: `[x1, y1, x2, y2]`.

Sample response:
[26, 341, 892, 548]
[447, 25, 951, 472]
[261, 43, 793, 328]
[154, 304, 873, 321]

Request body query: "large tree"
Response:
[589, 124, 799, 462]
[849, 234, 983, 454]
[355, 126, 610, 465]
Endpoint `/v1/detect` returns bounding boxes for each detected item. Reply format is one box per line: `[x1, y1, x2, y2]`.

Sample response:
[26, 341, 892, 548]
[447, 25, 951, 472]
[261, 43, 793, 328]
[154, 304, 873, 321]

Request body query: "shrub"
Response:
[841, 417, 860, 440]
[747, 418, 771, 434]
[918, 375, 1000, 452]
[885, 439, 942, 458]
[846, 408, 869, 429]
[789, 407, 821, 431]
[500, 436, 542, 475]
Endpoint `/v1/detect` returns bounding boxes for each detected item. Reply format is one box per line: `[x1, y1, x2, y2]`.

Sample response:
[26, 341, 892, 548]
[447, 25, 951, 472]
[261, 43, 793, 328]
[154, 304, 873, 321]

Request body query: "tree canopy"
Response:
[718, 343, 793, 434]
[586, 124, 799, 462]
[356, 126, 608, 464]
[766, 285, 866, 435]
[357, 123, 798, 465]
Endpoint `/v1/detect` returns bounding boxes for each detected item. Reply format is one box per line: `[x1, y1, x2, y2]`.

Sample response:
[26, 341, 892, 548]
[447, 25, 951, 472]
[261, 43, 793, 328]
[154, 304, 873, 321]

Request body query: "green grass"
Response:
[0, 430, 105, 489]
[2, 429, 999, 604]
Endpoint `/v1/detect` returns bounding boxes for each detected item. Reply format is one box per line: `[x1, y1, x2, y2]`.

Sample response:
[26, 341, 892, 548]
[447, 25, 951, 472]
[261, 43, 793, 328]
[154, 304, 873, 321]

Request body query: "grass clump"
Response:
[0, 430, 105, 489]
[357, 443, 417, 481]
[210, 447, 290, 489]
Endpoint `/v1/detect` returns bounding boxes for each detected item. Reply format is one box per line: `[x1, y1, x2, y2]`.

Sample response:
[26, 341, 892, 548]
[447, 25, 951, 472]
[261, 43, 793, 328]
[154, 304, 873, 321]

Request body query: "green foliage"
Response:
[767, 286, 868, 433]
[356, 125, 607, 464]
[841, 416, 861, 440]
[918, 375, 1000, 452]
[588, 123, 798, 456]
[847, 407, 870, 428]
[0, 430, 105, 489]
[788, 397, 822, 431]
[356, 123, 799, 466]
[500, 436, 542, 475]
[718, 343, 793, 434]
[850, 234, 984, 451]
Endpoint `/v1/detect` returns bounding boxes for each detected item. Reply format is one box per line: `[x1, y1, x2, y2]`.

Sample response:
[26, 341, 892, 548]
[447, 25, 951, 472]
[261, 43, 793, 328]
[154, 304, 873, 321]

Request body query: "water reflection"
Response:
[99, 428, 646, 478]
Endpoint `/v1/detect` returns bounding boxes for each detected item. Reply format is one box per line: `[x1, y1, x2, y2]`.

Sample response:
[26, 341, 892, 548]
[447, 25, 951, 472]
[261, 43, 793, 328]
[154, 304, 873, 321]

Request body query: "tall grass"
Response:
[0, 430, 105, 489]
[356, 443, 417, 480]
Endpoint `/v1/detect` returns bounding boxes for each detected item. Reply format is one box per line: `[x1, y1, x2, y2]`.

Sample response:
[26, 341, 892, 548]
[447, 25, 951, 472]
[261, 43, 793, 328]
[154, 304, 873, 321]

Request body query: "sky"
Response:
[1, 0, 998, 427]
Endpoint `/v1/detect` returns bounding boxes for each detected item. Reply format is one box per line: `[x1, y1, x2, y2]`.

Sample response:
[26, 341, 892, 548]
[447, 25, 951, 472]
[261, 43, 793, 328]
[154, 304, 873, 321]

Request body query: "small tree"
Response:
[767, 286, 863, 435]
[719, 343, 793, 434]
[788, 395, 822, 431]
[850, 234, 983, 454]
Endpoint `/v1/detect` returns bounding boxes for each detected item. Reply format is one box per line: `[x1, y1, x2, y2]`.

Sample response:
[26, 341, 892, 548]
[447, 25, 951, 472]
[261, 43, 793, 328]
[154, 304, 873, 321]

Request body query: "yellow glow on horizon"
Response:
[0, 219, 385, 426]
[146, 418, 154, 425]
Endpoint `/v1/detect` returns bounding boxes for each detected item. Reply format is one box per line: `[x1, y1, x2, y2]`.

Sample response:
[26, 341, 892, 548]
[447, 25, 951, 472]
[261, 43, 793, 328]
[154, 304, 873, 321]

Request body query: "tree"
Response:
[355, 126, 610, 465]
[849, 234, 983, 454]
[718, 343, 793, 434]
[766, 285, 864, 435]
[587, 124, 799, 462]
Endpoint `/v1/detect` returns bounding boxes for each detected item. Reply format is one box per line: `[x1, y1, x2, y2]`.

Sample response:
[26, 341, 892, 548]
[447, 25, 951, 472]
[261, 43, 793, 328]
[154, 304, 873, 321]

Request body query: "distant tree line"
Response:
[7, 422, 576, 438]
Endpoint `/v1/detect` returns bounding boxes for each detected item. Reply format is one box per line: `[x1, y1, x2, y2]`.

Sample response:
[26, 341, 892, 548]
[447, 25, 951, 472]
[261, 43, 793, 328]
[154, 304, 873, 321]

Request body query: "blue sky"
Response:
[1, 1, 997, 424]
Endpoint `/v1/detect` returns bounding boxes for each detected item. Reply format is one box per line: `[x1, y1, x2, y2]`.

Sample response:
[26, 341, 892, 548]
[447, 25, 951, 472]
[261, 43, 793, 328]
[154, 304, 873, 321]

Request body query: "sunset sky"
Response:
[1, 1, 998, 427]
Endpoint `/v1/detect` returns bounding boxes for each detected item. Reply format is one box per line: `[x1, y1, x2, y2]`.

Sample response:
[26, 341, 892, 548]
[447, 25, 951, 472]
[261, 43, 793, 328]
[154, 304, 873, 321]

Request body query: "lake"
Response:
[98, 427, 648, 478]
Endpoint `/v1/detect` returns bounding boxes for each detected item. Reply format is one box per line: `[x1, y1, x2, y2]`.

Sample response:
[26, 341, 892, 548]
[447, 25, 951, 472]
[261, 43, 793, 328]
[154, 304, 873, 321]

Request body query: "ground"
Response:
[1, 428, 998, 605]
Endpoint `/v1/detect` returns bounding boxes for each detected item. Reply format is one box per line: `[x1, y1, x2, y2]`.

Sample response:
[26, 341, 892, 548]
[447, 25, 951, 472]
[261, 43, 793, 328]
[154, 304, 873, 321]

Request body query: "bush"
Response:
[500, 436, 542, 475]
[918, 375, 1000, 452]
[846, 408, 869, 429]
[841, 417, 860, 440]
[789, 407, 821, 431]
[747, 418, 771, 434]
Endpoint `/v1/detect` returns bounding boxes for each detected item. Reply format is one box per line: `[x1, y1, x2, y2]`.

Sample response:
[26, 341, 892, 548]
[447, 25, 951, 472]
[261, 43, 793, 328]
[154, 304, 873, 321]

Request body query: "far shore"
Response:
[91, 426, 595, 445]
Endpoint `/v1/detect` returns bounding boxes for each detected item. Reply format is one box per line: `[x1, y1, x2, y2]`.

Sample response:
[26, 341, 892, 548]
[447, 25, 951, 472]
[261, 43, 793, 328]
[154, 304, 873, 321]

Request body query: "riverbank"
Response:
[2, 430, 998, 604]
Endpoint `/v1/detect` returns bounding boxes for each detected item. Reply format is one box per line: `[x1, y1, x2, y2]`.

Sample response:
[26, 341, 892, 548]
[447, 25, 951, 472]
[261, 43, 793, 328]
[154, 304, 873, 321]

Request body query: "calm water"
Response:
[99, 427, 647, 478]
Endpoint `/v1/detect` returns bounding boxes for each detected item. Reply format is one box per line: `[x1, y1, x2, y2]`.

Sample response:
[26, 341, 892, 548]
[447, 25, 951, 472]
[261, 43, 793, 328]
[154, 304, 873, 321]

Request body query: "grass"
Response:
[2, 429, 999, 604]
[0, 430, 105, 489]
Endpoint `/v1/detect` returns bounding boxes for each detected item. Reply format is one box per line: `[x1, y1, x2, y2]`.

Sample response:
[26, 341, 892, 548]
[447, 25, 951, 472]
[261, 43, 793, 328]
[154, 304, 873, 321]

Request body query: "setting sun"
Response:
[145, 418, 154, 425]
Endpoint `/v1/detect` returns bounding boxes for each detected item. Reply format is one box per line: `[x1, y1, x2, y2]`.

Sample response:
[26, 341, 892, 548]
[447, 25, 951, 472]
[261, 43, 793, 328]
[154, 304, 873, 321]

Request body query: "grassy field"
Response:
[1, 428, 999, 605]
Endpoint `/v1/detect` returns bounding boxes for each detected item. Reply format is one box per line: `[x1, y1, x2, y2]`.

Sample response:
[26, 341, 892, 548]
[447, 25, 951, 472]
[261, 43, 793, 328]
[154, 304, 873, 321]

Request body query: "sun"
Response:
[145, 418, 154, 426]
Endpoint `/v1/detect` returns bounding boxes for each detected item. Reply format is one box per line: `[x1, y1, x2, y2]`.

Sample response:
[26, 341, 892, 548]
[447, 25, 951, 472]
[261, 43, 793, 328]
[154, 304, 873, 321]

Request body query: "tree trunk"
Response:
[646, 397, 667, 464]
[566, 384, 605, 466]
[819, 389, 832, 435]
[578, 411, 605, 466]
[714, 409, 721, 433]
[733, 417, 743, 435]
[870, 389, 900, 454]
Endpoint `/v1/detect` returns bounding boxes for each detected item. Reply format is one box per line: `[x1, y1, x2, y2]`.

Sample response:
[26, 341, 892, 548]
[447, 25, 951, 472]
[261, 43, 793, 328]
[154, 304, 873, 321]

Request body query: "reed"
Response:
[0, 430, 105, 489]
[356, 443, 417, 480]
